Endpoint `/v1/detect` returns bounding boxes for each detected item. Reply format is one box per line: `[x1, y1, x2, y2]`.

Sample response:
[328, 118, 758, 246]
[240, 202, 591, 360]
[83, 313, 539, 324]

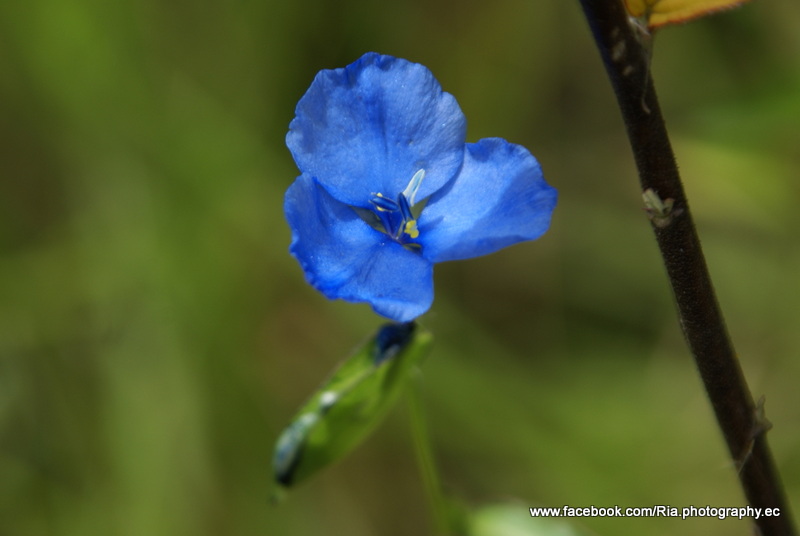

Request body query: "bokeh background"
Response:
[1, 1, 798, 535]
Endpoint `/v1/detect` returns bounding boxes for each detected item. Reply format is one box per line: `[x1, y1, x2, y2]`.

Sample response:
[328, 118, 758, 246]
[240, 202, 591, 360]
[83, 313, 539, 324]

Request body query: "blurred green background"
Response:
[1, 1, 798, 535]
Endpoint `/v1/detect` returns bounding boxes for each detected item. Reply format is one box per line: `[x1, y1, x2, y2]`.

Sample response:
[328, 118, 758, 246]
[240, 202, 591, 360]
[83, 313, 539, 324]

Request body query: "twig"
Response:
[576, 2, 795, 534]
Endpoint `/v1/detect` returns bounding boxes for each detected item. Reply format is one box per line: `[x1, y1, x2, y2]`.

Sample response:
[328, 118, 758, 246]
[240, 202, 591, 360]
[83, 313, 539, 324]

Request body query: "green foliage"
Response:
[470, 504, 593, 536]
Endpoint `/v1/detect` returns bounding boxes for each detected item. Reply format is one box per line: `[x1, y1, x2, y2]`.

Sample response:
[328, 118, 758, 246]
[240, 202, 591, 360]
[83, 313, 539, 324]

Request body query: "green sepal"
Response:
[272, 321, 433, 491]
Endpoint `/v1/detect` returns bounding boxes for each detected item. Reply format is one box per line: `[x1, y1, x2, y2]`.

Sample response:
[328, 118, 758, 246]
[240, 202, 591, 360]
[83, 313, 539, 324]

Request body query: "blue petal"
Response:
[285, 174, 434, 322]
[286, 53, 466, 207]
[417, 138, 557, 263]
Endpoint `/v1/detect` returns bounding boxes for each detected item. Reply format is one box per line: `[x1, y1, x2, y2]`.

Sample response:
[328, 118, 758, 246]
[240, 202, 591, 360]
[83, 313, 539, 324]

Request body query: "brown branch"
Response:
[576, 1, 795, 534]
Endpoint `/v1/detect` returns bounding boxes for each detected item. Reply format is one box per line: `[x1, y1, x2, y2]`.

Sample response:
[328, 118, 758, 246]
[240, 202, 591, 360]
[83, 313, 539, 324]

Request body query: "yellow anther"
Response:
[403, 220, 420, 239]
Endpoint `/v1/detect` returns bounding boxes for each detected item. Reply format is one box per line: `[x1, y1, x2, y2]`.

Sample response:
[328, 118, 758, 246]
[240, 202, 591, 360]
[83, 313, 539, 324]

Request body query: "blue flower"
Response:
[285, 53, 557, 322]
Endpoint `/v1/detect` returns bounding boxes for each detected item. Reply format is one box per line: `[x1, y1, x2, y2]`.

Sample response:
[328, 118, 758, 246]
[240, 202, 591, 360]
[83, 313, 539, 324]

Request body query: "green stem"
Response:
[576, 2, 795, 535]
[407, 376, 452, 536]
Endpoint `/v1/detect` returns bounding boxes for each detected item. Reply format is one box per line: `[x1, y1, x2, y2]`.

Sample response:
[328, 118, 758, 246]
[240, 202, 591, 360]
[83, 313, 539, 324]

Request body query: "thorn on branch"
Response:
[643, 188, 681, 228]
[737, 395, 774, 474]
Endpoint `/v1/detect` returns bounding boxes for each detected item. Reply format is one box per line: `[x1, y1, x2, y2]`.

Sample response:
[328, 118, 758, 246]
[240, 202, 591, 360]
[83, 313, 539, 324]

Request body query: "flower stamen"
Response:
[366, 169, 426, 244]
[403, 219, 420, 239]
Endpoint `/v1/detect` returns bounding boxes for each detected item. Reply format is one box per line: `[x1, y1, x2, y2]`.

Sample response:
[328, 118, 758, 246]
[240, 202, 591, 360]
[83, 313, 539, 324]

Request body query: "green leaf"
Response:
[272, 321, 433, 491]
[470, 504, 594, 536]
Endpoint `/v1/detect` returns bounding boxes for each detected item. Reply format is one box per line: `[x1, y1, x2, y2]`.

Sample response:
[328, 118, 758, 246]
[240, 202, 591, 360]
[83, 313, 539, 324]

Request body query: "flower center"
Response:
[367, 169, 425, 244]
